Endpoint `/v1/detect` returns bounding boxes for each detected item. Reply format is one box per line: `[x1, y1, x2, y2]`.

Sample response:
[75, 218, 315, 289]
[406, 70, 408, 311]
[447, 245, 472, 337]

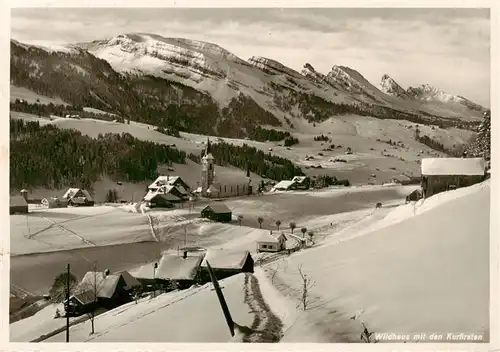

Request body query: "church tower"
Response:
[201, 138, 215, 195]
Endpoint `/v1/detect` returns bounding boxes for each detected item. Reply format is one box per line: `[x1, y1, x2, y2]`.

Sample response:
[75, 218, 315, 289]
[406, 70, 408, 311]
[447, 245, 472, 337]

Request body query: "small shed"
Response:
[10, 195, 28, 214]
[200, 249, 254, 282]
[256, 232, 287, 253]
[406, 189, 423, 203]
[201, 203, 232, 222]
[421, 158, 486, 198]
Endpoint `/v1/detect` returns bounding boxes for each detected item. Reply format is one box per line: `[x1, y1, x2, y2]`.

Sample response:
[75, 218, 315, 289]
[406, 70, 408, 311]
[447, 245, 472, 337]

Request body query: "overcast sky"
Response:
[11, 8, 490, 106]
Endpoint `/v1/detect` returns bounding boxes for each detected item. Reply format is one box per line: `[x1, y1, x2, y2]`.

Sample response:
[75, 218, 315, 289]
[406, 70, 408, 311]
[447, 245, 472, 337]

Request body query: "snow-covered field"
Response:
[10, 109, 474, 186]
[263, 180, 491, 342]
[10, 206, 152, 256]
[10, 181, 491, 342]
[10, 85, 68, 105]
[16, 274, 254, 343]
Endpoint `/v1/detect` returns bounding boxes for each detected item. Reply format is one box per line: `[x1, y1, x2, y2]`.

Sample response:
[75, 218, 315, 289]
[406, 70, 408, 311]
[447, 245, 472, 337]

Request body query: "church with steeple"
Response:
[195, 138, 253, 198]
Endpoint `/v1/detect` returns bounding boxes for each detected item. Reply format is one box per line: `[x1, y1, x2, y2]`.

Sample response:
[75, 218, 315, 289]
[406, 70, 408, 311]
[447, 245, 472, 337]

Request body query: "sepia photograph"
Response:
[3, 2, 497, 346]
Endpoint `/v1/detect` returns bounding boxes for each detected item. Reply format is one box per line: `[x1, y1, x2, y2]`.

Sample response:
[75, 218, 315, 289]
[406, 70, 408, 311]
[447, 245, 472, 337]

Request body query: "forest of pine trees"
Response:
[188, 141, 304, 181]
[10, 120, 186, 190]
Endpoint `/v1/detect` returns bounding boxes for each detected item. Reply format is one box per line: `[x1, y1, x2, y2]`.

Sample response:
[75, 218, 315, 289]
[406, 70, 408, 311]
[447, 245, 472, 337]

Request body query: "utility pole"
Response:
[66, 263, 70, 343]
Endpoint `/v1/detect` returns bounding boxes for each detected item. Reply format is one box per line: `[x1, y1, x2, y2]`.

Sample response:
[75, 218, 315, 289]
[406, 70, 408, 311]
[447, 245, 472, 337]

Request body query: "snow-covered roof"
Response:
[202, 153, 214, 160]
[148, 176, 182, 190]
[292, 176, 308, 184]
[201, 249, 252, 270]
[77, 272, 121, 299]
[202, 203, 231, 214]
[257, 232, 287, 243]
[63, 188, 81, 199]
[157, 254, 204, 281]
[272, 180, 296, 190]
[421, 158, 485, 176]
[10, 195, 28, 207]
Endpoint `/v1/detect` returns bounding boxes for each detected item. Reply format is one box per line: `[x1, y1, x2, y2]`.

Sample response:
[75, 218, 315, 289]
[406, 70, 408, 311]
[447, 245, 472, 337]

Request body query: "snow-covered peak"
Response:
[379, 74, 408, 98]
[301, 62, 327, 82]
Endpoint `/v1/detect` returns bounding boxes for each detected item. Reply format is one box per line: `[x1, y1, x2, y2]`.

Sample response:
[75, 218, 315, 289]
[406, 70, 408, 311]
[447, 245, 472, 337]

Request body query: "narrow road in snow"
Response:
[240, 273, 283, 342]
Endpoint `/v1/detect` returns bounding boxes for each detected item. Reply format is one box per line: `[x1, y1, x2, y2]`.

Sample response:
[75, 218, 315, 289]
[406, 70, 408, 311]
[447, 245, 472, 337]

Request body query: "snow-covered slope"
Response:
[265, 180, 490, 342]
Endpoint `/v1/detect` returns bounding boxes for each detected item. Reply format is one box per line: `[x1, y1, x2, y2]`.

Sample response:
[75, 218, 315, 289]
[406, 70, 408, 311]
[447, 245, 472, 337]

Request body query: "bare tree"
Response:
[297, 265, 315, 311]
[275, 219, 281, 231]
[301, 227, 307, 238]
[237, 215, 243, 226]
[257, 216, 264, 229]
[289, 221, 296, 234]
[308, 231, 314, 245]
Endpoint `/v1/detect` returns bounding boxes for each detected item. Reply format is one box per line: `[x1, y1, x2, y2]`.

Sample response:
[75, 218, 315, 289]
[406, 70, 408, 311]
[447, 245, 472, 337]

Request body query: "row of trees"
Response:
[248, 126, 292, 142]
[10, 120, 187, 190]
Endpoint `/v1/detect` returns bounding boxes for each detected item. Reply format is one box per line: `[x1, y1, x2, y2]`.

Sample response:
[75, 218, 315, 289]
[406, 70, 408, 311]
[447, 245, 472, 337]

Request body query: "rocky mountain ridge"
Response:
[10, 33, 488, 138]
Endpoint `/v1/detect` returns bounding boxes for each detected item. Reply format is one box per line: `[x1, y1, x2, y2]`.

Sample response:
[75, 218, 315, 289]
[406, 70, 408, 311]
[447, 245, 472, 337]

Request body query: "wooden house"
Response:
[134, 252, 205, 290]
[63, 188, 95, 206]
[10, 195, 28, 214]
[66, 270, 140, 316]
[201, 203, 232, 222]
[200, 249, 254, 282]
[256, 232, 287, 253]
[421, 158, 486, 198]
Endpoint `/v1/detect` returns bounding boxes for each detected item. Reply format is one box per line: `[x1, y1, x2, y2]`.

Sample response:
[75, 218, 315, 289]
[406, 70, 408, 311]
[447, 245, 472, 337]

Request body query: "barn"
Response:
[201, 203, 232, 222]
[200, 249, 254, 282]
[421, 158, 486, 198]
[10, 195, 28, 214]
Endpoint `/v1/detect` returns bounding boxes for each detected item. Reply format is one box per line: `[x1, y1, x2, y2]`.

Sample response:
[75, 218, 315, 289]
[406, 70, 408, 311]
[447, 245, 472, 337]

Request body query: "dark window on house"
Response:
[231, 186, 233, 193]
[262, 244, 267, 249]
[237, 185, 239, 194]
[224, 185, 227, 193]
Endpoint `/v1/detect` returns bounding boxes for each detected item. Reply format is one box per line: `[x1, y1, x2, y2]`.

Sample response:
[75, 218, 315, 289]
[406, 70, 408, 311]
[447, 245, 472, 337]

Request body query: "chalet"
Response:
[10, 195, 28, 215]
[271, 180, 296, 192]
[200, 249, 254, 282]
[63, 188, 94, 206]
[291, 176, 310, 190]
[256, 232, 287, 253]
[421, 158, 486, 198]
[201, 203, 232, 222]
[66, 270, 140, 316]
[147, 176, 190, 198]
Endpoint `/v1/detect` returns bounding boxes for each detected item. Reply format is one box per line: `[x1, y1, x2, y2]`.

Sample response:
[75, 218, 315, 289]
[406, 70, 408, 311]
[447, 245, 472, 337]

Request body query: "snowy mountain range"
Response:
[10, 33, 488, 138]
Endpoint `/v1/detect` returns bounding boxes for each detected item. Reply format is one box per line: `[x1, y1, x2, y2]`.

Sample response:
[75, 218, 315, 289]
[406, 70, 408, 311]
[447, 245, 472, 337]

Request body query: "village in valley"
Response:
[7, 7, 494, 345]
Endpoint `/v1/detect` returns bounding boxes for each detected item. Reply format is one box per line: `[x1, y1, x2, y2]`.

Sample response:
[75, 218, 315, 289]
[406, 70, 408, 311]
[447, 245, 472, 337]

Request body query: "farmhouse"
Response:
[66, 270, 140, 316]
[201, 203, 232, 222]
[256, 232, 287, 253]
[144, 175, 190, 207]
[62, 188, 94, 206]
[271, 180, 296, 192]
[200, 249, 254, 282]
[10, 195, 28, 214]
[421, 158, 486, 198]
